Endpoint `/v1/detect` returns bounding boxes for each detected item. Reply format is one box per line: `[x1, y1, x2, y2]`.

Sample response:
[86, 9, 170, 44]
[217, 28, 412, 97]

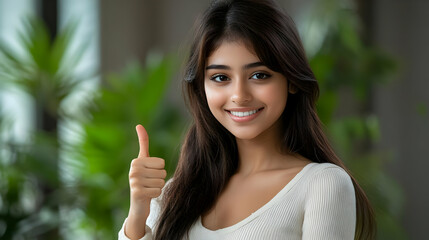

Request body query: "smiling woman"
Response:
[204, 41, 288, 140]
[118, 0, 375, 240]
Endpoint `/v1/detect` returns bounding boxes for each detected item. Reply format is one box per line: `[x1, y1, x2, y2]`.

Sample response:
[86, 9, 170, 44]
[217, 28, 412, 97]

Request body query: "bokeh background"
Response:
[0, 0, 428, 239]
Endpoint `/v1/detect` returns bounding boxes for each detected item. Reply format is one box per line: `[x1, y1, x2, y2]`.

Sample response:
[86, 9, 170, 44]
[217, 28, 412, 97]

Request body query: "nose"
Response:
[231, 80, 252, 104]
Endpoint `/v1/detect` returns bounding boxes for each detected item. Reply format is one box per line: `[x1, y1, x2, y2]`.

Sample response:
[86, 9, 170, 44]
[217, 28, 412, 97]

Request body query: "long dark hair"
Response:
[155, 0, 375, 239]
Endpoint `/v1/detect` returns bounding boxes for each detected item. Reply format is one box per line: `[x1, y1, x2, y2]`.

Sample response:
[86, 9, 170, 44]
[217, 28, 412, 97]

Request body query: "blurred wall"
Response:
[373, 0, 429, 239]
[99, 0, 153, 74]
[99, 0, 210, 72]
[99, 0, 210, 113]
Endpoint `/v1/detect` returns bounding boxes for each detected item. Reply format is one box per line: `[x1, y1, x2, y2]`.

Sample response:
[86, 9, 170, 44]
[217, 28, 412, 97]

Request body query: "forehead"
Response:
[206, 40, 260, 66]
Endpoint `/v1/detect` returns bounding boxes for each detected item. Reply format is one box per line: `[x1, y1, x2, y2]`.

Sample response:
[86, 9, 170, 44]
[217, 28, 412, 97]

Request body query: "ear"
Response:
[288, 82, 298, 94]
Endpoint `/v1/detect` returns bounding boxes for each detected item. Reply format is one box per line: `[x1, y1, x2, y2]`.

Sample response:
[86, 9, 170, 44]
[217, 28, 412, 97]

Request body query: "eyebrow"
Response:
[205, 61, 266, 70]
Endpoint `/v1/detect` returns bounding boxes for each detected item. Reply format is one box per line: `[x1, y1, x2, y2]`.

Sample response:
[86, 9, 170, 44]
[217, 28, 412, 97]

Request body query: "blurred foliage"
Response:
[303, 0, 407, 239]
[0, 126, 65, 239]
[0, 17, 87, 118]
[0, 14, 185, 239]
[0, 16, 89, 239]
[73, 58, 186, 238]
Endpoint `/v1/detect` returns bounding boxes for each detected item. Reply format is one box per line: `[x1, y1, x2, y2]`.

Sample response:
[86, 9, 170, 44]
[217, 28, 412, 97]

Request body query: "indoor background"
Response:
[0, 0, 428, 239]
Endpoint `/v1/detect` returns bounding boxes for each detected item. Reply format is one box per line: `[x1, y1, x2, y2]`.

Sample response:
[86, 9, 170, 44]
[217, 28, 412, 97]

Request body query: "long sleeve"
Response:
[118, 197, 162, 240]
[302, 166, 356, 239]
[118, 222, 153, 240]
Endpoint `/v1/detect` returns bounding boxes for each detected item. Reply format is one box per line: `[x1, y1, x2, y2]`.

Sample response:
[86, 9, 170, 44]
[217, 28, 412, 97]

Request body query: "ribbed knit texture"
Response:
[119, 162, 356, 240]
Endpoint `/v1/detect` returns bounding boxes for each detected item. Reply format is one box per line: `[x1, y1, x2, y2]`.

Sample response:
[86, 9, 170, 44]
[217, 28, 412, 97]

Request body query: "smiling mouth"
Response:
[226, 108, 264, 117]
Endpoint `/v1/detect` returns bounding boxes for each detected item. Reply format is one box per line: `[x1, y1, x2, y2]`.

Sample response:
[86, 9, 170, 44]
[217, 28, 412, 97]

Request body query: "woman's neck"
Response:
[235, 121, 287, 176]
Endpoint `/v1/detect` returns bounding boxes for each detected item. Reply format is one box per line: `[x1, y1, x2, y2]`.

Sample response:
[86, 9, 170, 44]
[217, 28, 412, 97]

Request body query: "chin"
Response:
[229, 130, 261, 141]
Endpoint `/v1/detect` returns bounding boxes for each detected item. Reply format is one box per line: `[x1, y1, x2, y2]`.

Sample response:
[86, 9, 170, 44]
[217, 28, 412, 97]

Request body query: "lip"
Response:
[225, 107, 264, 123]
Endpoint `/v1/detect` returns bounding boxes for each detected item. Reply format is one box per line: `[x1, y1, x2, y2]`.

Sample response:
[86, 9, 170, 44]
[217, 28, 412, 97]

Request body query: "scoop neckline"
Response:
[198, 162, 317, 234]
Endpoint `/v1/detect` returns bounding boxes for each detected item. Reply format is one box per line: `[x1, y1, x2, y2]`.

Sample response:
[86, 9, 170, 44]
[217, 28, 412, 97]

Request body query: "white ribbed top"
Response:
[119, 162, 356, 240]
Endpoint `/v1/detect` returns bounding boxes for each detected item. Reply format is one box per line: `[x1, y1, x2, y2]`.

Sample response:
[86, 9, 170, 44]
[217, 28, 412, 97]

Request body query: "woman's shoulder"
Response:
[303, 162, 355, 199]
[305, 162, 350, 179]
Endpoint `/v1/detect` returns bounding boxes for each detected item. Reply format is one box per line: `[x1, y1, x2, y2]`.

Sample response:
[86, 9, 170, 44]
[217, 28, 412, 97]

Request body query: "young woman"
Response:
[119, 0, 375, 239]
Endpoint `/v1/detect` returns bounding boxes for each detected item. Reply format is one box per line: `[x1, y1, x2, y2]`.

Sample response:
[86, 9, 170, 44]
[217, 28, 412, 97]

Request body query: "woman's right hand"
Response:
[125, 124, 167, 239]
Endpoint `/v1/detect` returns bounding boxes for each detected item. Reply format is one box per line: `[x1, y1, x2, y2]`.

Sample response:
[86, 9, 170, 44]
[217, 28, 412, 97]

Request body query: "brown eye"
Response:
[250, 72, 271, 80]
[210, 74, 229, 82]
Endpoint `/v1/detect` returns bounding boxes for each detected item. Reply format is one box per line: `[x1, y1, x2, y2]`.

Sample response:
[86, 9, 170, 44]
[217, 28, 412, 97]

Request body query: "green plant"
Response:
[0, 16, 89, 239]
[0, 17, 86, 120]
[0, 15, 184, 239]
[74, 57, 186, 238]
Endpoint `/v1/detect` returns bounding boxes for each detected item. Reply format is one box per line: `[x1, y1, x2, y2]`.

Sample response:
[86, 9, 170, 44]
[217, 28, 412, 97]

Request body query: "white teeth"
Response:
[230, 109, 258, 117]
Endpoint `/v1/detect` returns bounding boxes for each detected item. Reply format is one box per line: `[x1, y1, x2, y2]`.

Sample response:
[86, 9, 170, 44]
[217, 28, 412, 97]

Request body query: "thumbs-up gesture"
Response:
[126, 125, 167, 238]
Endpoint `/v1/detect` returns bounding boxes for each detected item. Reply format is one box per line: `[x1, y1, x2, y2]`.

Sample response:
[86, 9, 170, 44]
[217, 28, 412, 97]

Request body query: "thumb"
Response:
[136, 124, 150, 157]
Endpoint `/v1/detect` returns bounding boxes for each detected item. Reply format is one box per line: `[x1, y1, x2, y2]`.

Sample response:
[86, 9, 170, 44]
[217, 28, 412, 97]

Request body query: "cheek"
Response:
[255, 83, 288, 108]
[205, 85, 227, 112]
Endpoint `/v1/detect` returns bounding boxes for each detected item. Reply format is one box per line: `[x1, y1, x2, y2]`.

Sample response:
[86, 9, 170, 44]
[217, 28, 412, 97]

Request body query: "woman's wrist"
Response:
[124, 213, 148, 240]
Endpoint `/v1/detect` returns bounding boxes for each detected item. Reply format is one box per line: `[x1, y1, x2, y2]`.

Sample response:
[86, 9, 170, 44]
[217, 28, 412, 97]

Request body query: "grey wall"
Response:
[99, 0, 211, 112]
[373, 0, 429, 239]
[99, 0, 211, 73]
[99, 0, 154, 74]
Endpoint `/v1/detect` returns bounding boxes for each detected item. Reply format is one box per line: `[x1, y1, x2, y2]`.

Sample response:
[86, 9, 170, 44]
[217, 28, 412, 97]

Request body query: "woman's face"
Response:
[204, 40, 289, 140]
